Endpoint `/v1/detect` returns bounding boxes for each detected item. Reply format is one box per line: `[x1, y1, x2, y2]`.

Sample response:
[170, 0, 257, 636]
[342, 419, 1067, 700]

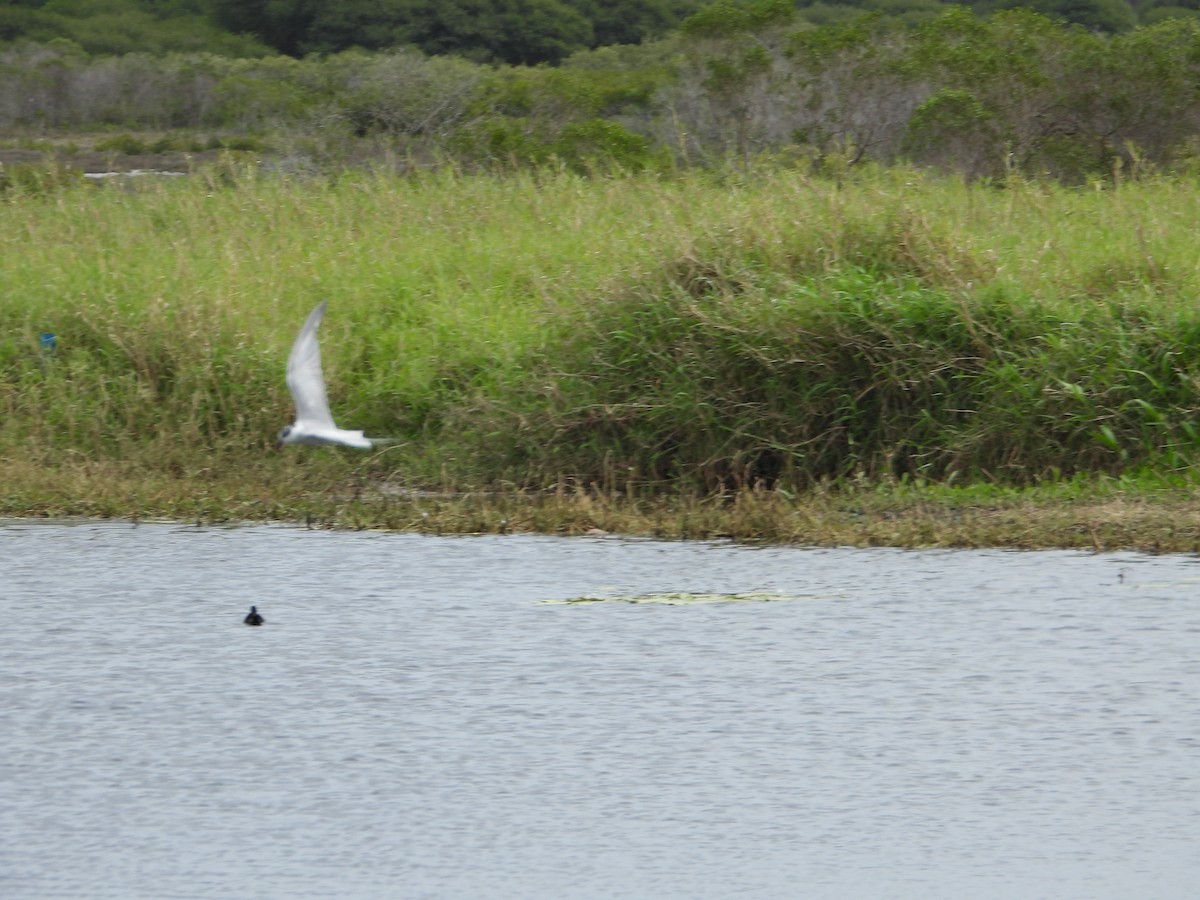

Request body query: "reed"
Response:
[4, 162, 1200, 545]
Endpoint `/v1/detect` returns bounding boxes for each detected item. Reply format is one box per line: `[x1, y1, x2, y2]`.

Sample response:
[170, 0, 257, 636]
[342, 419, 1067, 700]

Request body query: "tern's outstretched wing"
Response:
[286, 301, 337, 430]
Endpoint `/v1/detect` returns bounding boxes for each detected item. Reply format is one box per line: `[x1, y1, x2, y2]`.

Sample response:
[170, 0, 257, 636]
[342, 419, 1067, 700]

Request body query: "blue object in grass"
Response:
[39, 332, 57, 354]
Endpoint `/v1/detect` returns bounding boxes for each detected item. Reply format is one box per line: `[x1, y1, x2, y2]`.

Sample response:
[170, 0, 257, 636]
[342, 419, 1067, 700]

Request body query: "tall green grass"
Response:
[4, 162, 1200, 504]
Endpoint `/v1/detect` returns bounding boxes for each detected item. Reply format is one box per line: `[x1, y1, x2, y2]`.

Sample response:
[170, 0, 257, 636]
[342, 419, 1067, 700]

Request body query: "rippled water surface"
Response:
[3, 520, 1200, 899]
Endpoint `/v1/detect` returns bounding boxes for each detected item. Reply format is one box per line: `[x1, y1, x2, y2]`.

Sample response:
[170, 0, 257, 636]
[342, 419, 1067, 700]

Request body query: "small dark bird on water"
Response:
[244, 605, 264, 626]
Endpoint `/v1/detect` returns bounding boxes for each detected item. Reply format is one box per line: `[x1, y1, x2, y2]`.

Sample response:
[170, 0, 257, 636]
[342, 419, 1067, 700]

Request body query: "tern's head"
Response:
[276, 425, 293, 448]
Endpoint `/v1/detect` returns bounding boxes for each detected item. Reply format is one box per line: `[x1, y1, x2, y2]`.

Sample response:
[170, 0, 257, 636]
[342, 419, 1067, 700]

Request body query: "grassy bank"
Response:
[4, 456, 1200, 552]
[4, 162, 1200, 548]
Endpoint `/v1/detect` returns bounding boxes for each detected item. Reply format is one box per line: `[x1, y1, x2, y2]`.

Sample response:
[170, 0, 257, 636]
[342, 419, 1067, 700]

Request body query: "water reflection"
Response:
[3, 520, 1199, 898]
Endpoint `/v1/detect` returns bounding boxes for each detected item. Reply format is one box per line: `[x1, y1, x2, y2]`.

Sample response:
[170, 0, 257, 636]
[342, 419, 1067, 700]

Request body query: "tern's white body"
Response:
[277, 301, 374, 449]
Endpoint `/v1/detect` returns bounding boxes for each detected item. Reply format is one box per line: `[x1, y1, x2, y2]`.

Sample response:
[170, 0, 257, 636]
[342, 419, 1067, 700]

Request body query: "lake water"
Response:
[3, 520, 1199, 899]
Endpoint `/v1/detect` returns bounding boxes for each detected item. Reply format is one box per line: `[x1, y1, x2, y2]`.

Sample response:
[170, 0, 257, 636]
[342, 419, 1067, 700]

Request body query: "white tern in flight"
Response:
[277, 300, 377, 449]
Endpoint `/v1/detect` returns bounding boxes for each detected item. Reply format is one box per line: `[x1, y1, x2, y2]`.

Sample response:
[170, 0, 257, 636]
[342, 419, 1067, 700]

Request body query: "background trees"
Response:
[208, 0, 702, 63]
[4, 0, 1180, 64]
[6, 4, 1200, 182]
[2, 0, 270, 55]
[0, 0, 706, 62]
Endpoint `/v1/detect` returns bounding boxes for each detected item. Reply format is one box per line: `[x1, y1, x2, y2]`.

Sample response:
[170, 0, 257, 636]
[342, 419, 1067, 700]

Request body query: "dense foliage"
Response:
[0, 0, 271, 56]
[2, 0, 1184, 64]
[209, 0, 712, 63]
[7, 8, 1200, 182]
[2, 0, 706, 63]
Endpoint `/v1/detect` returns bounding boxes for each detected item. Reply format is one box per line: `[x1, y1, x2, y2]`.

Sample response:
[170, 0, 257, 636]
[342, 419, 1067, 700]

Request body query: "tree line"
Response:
[6, 7, 1200, 182]
[3, 0, 1194, 64]
[4, 0, 704, 64]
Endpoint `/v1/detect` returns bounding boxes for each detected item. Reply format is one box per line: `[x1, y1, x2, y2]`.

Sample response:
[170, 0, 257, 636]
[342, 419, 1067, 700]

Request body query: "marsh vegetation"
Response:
[3, 163, 1200, 549]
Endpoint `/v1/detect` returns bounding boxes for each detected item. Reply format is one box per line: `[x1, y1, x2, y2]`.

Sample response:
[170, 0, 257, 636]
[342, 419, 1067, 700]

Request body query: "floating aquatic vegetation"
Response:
[542, 591, 827, 606]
